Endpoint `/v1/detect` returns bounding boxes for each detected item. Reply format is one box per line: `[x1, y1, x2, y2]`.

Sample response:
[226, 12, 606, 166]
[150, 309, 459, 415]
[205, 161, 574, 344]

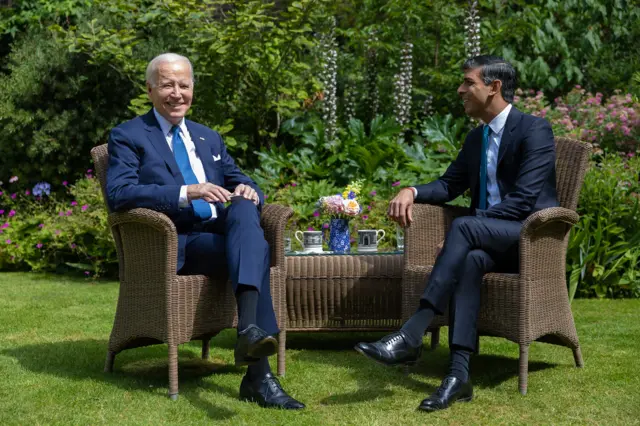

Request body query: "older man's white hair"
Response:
[145, 53, 195, 86]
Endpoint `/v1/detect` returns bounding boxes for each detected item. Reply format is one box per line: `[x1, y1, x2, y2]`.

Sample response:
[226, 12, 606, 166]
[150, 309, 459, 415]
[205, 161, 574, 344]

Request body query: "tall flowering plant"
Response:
[317, 180, 363, 220]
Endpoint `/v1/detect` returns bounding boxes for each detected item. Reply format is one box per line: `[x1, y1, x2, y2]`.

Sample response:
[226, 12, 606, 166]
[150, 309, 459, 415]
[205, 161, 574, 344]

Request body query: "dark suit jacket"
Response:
[106, 109, 263, 270]
[414, 107, 558, 221]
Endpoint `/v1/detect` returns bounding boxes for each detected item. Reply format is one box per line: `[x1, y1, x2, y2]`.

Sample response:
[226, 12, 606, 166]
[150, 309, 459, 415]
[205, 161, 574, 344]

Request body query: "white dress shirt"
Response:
[410, 103, 512, 208]
[153, 109, 217, 218]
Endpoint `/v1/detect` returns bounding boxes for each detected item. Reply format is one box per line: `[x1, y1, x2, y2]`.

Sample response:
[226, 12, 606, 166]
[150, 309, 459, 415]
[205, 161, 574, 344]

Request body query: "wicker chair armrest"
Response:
[107, 208, 179, 282]
[519, 207, 578, 280]
[260, 204, 294, 269]
[405, 204, 468, 266]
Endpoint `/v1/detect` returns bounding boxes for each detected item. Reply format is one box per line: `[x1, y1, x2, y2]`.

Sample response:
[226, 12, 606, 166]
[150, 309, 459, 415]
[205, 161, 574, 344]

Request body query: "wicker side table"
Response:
[276, 252, 403, 375]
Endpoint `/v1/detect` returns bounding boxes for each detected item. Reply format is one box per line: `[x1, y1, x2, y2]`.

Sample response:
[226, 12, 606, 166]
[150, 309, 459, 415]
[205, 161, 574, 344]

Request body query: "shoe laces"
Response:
[380, 332, 404, 346]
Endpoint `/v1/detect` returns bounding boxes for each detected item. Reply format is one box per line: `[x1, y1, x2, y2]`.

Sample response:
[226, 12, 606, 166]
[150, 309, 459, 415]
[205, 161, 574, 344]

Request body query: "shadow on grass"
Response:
[1, 337, 240, 421]
[284, 331, 556, 405]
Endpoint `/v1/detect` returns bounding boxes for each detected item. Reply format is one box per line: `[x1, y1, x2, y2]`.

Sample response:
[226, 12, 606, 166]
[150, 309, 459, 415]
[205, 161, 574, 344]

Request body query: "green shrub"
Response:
[0, 175, 116, 277]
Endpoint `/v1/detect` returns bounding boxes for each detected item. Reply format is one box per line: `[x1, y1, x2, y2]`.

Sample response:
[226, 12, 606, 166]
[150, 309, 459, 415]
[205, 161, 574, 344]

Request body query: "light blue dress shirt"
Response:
[410, 103, 512, 207]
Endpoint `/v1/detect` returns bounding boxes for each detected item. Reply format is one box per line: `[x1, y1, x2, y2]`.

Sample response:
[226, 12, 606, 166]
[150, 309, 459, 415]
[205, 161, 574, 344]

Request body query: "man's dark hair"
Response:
[462, 55, 517, 103]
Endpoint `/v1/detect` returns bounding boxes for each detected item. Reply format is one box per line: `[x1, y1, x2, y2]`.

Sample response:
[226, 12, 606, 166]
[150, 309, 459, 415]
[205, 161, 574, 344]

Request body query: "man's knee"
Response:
[226, 198, 261, 224]
[465, 249, 492, 271]
[450, 216, 479, 232]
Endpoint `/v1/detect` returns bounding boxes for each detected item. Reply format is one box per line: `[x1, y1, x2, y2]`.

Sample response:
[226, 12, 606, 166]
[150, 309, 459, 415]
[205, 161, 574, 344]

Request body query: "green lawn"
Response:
[0, 272, 638, 425]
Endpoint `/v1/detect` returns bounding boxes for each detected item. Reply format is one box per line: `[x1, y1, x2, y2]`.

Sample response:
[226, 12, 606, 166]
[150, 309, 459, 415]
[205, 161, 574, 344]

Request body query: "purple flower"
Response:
[71, 201, 78, 206]
[313, 211, 320, 217]
[58, 211, 64, 217]
[32, 182, 51, 197]
[8, 210, 15, 217]
[9, 176, 18, 183]
[5, 239, 11, 244]
[362, 215, 369, 220]
[392, 181, 401, 187]
[307, 226, 315, 231]
[70, 243, 77, 249]
[81, 205, 88, 212]
[84, 271, 90, 276]
[38, 223, 44, 228]
[36, 243, 43, 249]
[66, 210, 73, 216]
[1, 223, 8, 229]
[62, 181, 68, 186]
[0, 191, 3, 196]
[54, 230, 61, 235]
[87, 169, 93, 173]
[264, 194, 269, 200]
[0, 210, 3, 215]
[11, 193, 16, 199]
[323, 223, 329, 229]
[25, 190, 30, 195]
[369, 191, 377, 196]
[291, 182, 297, 187]
[347, 191, 356, 199]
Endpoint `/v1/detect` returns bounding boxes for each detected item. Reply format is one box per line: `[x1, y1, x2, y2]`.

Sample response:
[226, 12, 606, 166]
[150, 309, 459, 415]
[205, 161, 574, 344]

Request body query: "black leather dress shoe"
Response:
[354, 330, 422, 366]
[239, 372, 306, 409]
[234, 325, 278, 366]
[418, 375, 473, 412]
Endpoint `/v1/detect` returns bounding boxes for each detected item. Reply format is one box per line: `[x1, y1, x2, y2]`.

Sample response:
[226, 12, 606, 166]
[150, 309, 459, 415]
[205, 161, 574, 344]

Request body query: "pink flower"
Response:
[54, 230, 61, 235]
[0, 191, 3, 196]
[575, 85, 581, 89]
[25, 190, 30, 195]
[38, 223, 44, 228]
[62, 181, 68, 186]
[9, 176, 18, 183]
[362, 215, 369, 220]
[70, 243, 77, 249]
[291, 182, 297, 187]
[87, 169, 93, 173]
[264, 195, 269, 200]
[66, 210, 73, 216]
[71, 201, 78, 206]
[307, 226, 315, 231]
[11, 193, 16, 199]
[36, 243, 43, 249]
[392, 181, 401, 187]
[81, 205, 88, 212]
[6, 239, 11, 244]
[605, 122, 615, 132]
[58, 211, 64, 217]
[1, 223, 8, 229]
[627, 152, 635, 158]
[84, 271, 90, 276]
[369, 191, 377, 196]
[8, 210, 15, 217]
[622, 126, 631, 136]
[0, 210, 3, 215]
[322, 223, 329, 229]
[313, 211, 320, 217]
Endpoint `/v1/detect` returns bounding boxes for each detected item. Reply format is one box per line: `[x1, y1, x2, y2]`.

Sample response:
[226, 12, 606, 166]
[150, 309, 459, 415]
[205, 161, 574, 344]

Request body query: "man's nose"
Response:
[457, 85, 465, 96]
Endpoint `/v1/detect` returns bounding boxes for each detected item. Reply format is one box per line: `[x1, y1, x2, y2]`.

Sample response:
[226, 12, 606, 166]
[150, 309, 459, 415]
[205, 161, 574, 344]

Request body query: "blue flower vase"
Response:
[329, 218, 351, 253]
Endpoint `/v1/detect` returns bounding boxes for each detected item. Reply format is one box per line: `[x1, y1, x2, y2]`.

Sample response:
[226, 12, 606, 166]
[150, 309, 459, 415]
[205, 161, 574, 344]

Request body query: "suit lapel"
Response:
[142, 110, 184, 184]
[186, 121, 218, 183]
[497, 107, 522, 165]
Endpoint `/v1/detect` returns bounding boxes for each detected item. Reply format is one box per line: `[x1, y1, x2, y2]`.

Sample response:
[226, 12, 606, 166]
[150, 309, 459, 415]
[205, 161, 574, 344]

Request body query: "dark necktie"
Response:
[171, 126, 212, 220]
[479, 125, 490, 210]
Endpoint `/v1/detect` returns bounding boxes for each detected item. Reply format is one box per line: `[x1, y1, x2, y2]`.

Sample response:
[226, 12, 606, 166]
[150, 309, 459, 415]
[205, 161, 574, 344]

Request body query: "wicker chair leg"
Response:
[519, 344, 530, 396]
[430, 328, 440, 350]
[277, 330, 286, 377]
[104, 351, 115, 373]
[573, 346, 584, 368]
[202, 338, 211, 360]
[168, 344, 179, 401]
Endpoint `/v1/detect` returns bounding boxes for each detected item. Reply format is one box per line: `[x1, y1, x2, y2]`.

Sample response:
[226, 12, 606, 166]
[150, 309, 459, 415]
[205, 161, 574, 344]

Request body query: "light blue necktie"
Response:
[171, 126, 212, 220]
[479, 125, 490, 210]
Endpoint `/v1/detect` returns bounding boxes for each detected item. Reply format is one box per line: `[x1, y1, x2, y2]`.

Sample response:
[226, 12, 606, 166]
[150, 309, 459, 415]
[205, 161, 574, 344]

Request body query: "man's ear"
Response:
[489, 79, 502, 98]
[146, 82, 153, 97]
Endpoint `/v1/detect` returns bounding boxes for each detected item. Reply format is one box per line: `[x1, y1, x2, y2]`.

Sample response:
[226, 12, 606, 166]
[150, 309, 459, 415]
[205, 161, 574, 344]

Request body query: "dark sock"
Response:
[236, 284, 259, 331]
[400, 301, 436, 347]
[448, 345, 472, 382]
[247, 357, 271, 381]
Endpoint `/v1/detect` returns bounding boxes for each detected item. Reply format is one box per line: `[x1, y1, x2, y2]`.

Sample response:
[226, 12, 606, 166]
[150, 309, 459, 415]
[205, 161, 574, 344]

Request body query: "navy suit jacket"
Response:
[106, 109, 263, 270]
[414, 107, 558, 221]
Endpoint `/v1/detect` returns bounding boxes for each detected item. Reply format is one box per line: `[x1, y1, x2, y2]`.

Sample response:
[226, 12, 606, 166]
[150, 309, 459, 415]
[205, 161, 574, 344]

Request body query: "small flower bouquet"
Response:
[317, 180, 363, 219]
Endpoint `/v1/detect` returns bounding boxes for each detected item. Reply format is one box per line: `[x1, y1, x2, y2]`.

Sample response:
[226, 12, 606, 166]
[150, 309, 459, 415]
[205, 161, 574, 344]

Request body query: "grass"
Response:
[0, 272, 639, 425]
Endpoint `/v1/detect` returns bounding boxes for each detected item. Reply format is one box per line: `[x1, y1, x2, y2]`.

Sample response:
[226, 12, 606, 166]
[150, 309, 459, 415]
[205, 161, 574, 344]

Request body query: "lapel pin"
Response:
[199, 136, 205, 140]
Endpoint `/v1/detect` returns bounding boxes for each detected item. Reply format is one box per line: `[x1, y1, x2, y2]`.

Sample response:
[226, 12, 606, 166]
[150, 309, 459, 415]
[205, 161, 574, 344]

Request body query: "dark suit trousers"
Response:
[421, 216, 521, 351]
[178, 198, 278, 335]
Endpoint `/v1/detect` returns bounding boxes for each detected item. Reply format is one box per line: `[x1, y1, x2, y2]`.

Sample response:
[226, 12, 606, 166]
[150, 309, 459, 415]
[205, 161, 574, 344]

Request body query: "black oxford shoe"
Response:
[234, 325, 278, 366]
[354, 330, 422, 366]
[239, 372, 306, 410]
[418, 375, 473, 412]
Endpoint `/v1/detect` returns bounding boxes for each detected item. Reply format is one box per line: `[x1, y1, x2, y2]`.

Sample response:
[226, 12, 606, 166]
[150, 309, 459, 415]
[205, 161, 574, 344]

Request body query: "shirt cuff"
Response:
[179, 185, 189, 208]
[409, 187, 417, 199]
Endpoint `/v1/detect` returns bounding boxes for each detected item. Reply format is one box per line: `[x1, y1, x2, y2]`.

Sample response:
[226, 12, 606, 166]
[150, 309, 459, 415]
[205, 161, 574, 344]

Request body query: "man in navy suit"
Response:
[356, 56, 558, 412]
[107, 53, 304, 409]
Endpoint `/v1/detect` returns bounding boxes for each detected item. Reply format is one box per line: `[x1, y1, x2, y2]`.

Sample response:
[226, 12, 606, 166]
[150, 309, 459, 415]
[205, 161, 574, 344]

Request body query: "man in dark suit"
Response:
[106, 53, 304, 409]
[355, 56, 557, 412]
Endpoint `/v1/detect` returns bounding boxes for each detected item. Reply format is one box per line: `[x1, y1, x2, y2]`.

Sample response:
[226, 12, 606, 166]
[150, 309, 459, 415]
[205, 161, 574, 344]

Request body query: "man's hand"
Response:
[233, 183, 259, 205]
[186, 183, 231, 203]
[388, 188, 415, 227]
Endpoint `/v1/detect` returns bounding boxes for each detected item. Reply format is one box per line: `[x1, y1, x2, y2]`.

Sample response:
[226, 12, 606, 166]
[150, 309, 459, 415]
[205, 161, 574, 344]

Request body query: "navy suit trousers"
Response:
[421, 216, 521, 351]
[178, 198, 278, 335]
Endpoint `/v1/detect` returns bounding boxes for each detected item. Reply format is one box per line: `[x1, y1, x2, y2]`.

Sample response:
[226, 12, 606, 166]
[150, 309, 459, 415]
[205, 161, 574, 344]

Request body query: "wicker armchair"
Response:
[401, 137, 590, 395]
[90, 144, 292, 400]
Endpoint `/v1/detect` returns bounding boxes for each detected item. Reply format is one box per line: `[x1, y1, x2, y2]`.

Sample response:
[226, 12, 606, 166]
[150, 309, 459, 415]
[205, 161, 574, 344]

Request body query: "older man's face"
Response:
[147, 60, 193, 125]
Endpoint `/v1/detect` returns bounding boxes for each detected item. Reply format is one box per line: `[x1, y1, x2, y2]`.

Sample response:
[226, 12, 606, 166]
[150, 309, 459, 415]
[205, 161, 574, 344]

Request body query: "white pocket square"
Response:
[212, 154, 221, 161]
